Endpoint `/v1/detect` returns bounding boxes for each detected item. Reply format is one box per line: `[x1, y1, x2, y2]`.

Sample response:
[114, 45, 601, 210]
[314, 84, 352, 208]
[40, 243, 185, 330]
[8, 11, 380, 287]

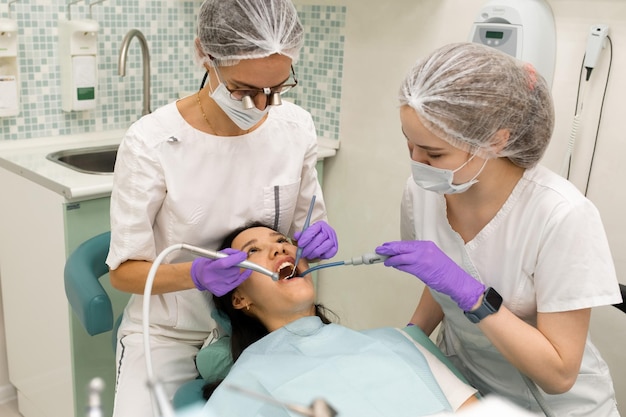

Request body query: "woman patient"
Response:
[200, 222, 479, 416]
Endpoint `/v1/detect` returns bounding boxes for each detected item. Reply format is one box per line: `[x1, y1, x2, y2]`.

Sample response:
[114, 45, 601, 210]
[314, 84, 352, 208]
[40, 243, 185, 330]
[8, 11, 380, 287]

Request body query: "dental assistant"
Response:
[105, 1, 337, 416]
[376, 42, 622, 416]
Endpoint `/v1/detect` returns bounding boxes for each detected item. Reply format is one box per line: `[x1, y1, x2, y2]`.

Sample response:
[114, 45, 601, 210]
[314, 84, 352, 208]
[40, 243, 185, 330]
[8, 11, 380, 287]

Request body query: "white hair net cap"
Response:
[196, 0, 304, 67]
[400, 42, 554, 168]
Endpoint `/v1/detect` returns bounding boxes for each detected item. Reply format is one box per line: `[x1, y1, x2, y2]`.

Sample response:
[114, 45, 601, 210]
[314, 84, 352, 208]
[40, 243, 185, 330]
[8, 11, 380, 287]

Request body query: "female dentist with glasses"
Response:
[106, 1, 337, 416]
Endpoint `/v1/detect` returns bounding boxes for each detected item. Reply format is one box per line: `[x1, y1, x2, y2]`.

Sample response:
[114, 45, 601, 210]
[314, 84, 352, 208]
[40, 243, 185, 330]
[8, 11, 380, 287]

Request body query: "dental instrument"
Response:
[183, 244, 279, 281]
[290, 194, 316, 278]
[297, 252, 389, 277]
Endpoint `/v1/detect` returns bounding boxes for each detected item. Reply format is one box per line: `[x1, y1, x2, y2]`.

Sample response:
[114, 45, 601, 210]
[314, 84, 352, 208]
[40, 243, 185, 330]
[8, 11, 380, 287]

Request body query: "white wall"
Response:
[0, 0, 624, 412]
[308, 0, 626, 414]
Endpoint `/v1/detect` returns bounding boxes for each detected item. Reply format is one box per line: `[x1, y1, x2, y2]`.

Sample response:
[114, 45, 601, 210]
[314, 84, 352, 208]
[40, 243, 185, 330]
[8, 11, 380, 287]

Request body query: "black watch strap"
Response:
[464, 287, 503, 323]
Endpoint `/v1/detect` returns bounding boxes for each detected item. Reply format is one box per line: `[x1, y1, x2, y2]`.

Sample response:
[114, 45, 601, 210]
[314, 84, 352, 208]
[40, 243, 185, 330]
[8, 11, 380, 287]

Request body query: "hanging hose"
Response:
[560, 113, 581, 178]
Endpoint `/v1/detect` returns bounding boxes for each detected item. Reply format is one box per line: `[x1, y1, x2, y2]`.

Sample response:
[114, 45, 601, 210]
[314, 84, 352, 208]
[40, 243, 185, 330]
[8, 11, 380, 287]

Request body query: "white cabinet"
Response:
[0, 169, 128, 417]
[0, 130, 128, 417]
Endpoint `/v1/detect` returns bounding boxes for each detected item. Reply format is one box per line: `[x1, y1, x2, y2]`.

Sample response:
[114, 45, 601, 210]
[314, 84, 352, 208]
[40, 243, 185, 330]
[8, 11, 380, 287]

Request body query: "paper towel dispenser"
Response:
[0, 18, 20, 117]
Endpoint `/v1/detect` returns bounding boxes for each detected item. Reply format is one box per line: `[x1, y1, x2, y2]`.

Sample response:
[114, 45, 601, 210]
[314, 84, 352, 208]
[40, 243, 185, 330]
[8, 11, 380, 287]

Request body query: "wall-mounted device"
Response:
[59, 19, 99, 112]
[469, 0, 556, 88]
[0, 18, 20, 117]
[583, 24, 609, 81]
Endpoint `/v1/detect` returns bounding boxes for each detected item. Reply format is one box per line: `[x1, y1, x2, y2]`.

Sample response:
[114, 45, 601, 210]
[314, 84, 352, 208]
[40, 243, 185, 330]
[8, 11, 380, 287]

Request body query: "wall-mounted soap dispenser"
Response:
[59, 19, 99, 112]
[0, 18, 20, 117]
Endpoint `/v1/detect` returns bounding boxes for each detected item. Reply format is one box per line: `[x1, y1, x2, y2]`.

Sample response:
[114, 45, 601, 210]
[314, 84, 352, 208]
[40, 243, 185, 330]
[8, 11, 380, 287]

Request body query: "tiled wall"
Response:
[0, 1, 345, 141]
[295, 5, 345, 141]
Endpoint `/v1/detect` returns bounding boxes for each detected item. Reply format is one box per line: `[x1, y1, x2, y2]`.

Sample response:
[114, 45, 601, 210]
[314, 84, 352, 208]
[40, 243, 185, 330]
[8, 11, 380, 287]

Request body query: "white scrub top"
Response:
[106, 100, 327, 340]
[401, 164, 621, 416]
[204, 316, 477, 417]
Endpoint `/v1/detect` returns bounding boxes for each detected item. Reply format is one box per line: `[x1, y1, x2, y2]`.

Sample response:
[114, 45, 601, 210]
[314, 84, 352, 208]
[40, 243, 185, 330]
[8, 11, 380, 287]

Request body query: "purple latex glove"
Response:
[293, 220, 338, 260]
[190, 248, 252, 296]
[376, 241, 485, 311]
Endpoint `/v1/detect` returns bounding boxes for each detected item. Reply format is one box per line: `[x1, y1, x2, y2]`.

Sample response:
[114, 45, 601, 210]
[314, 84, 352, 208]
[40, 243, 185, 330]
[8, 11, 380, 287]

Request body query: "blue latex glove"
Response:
[191, 248, 252, 296]
[376, 241, 485, 311]
[293, 220, 338, 260]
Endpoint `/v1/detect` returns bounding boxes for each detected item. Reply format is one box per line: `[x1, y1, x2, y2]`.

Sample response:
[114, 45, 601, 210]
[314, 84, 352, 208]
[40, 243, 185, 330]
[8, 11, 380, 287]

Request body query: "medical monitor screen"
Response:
[485, 31, 504, 39]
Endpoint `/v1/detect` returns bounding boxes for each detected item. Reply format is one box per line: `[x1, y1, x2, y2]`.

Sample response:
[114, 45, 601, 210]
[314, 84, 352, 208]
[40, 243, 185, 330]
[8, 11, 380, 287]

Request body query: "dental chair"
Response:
[64, 231, 120, 349]
[64, 231, 202, 411]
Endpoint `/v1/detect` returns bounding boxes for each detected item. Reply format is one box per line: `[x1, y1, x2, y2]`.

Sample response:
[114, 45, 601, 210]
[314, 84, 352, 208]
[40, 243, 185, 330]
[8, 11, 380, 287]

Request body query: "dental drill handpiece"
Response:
[181, 244, 279, 281]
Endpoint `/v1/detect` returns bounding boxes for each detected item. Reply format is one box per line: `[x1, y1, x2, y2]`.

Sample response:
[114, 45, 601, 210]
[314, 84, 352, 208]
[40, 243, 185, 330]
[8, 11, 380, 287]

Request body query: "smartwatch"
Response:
[464, 287, 503, 323]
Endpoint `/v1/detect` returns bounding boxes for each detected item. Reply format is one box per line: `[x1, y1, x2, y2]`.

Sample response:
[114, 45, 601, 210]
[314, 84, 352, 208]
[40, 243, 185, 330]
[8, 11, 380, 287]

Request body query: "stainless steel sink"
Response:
[46, 145, 118, 174]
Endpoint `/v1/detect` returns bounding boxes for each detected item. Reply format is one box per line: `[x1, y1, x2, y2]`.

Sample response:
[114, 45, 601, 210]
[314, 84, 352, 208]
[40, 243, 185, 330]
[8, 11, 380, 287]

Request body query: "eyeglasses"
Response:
[214, 65, 298, 110]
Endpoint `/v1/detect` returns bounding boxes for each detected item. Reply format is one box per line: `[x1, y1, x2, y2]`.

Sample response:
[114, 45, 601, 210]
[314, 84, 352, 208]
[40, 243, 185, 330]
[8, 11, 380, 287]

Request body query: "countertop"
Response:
[0, 130, 338, 202]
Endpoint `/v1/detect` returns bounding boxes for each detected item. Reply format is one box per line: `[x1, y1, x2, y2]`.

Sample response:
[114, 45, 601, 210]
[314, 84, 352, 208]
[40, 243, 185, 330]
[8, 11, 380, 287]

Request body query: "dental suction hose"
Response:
[143, 244, 180, 417]
[142, 243, 280, 417]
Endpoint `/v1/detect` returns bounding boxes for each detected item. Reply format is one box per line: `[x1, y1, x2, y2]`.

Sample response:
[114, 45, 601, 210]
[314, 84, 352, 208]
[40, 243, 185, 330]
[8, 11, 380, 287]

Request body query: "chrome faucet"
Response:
[118, 29, 151, 115]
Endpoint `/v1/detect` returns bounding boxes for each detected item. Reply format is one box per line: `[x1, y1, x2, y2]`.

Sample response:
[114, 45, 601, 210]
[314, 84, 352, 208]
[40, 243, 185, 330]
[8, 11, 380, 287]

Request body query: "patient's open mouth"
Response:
[277, 262, 298, 280]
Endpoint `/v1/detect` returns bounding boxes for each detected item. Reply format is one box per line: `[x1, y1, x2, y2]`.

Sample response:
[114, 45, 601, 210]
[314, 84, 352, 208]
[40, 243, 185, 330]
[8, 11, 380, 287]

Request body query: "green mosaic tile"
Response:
[1, 2, 345, 143]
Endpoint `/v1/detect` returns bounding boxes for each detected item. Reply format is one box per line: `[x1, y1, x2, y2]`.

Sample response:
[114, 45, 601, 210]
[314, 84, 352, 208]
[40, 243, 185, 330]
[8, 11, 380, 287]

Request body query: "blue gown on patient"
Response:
[204, 316, 452, 417]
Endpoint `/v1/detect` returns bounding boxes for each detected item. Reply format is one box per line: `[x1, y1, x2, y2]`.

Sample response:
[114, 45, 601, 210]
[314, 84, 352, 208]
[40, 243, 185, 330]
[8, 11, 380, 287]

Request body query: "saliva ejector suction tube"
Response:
[297, 252, 389, 277]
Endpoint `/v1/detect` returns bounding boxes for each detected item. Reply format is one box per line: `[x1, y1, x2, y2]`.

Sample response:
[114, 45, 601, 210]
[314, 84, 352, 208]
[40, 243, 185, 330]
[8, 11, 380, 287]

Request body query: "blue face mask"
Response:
[209, 83, 269, 131]
[411, 155, 488, 194]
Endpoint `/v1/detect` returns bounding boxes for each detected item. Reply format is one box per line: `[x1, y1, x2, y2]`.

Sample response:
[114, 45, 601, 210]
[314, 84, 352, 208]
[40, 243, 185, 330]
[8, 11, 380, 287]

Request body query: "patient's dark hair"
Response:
[202, 221, 335, 399]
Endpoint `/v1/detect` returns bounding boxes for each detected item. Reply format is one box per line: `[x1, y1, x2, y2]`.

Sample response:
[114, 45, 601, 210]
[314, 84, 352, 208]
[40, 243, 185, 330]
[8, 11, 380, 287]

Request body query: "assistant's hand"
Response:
[190, 248, 252, 296]
[293, 220, 338, 260]
[375, 241, 485, 311]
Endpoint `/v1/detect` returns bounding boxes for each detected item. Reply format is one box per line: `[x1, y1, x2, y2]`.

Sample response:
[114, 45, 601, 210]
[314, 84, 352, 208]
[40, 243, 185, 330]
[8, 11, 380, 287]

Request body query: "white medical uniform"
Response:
[401, 164, 622, 416]
[106, 100, 327, 417]
[204, 316, 477, 416]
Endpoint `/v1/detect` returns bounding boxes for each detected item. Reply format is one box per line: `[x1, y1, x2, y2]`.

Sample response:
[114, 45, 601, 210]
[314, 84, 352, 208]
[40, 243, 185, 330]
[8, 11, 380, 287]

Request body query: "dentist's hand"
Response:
[375, 241, 485, 311]
[191, 248, 252, 296]
[294, 220, 338, 260]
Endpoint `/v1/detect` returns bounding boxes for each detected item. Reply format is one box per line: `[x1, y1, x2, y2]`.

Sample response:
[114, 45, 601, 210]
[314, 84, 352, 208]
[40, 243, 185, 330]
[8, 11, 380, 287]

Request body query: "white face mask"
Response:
[411, 155, 488, 194]
[209, 82, 269, 131]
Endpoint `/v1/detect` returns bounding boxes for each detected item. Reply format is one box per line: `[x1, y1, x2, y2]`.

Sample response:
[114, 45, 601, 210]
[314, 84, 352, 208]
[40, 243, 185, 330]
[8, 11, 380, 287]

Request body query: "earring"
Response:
[245, 303, 250, 311]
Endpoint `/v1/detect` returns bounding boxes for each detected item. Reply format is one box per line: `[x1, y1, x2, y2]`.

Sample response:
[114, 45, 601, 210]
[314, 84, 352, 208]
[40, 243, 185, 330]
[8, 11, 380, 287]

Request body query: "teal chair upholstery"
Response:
[64, 231, 202, 410]
[64, 231, 116, 338]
